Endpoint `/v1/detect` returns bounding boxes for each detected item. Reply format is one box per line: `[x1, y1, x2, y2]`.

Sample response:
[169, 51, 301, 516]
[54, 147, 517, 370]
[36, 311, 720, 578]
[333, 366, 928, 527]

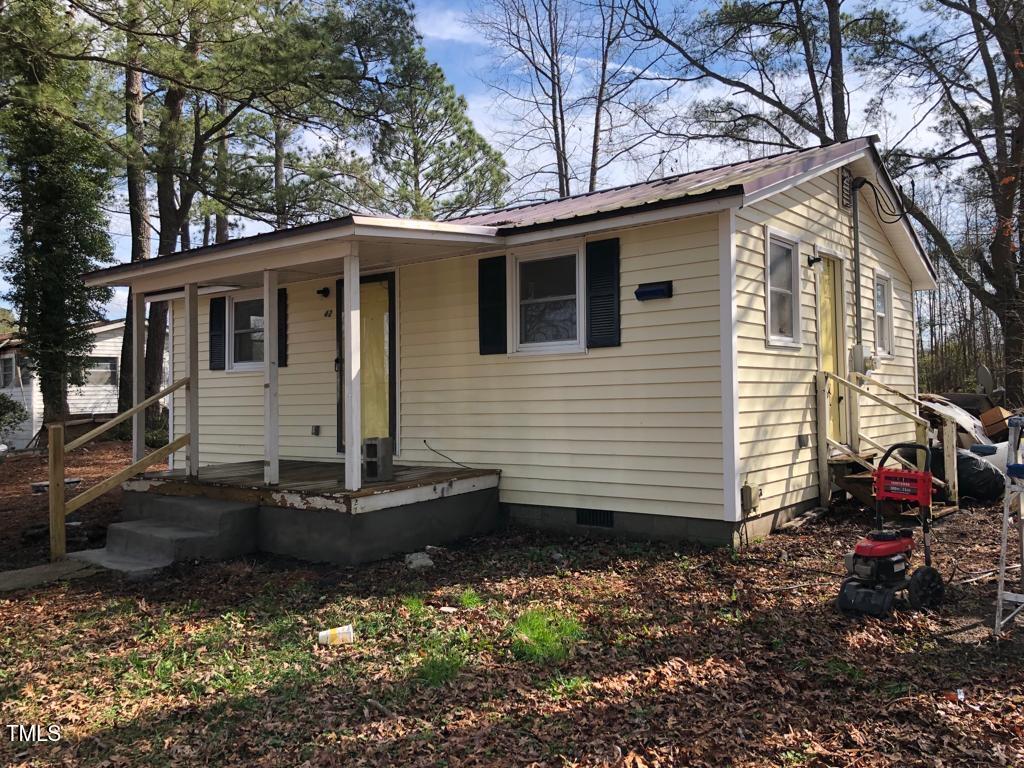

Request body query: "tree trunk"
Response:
[39, 368, 69, 426]
[1002, 309, 1024, 406]
[118, 2, 150, 414]
[274, 118, 288, 228]
[215, 97, 229, 243]
[824, 0, 848, 142]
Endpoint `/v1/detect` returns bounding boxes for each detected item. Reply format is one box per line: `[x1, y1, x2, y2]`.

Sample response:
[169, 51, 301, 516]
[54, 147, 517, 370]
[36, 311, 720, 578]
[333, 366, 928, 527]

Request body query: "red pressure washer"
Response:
[837, 443, 945, 618]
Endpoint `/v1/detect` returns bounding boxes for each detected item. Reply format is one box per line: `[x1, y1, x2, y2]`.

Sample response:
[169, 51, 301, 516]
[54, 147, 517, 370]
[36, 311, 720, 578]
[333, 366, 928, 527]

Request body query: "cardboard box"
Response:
[981, 406, 1013, 441]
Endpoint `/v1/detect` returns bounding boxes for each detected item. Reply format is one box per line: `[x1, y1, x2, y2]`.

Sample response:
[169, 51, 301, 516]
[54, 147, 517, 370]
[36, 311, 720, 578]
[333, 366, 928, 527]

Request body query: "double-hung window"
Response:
[229, 294, 265, 369]
[0, 356, 13, 388]
[85, 357, 118, 386]
[875, 275, 893, 357]
[512, 247, 585, 353]
[765, 231, 801, 347]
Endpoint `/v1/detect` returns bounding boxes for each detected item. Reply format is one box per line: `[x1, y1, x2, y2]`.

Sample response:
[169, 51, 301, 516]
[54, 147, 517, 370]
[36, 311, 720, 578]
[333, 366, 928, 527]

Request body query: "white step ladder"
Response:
[995, 416, 1024, 635]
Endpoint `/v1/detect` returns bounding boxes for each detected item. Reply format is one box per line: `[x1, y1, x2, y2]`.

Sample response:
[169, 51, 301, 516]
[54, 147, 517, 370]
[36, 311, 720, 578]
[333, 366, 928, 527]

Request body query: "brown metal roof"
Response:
[453, 138, 872, 230]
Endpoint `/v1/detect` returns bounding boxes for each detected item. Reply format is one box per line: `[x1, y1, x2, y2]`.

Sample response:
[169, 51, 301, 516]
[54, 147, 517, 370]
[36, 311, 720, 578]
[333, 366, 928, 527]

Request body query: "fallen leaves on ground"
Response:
[0, 442, 163, 569]
[0, 480, 1022, 766]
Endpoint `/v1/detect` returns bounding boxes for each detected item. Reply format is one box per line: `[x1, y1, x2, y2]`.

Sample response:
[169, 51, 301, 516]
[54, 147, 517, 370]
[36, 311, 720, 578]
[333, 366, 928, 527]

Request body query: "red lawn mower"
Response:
[837, 443, 945, 618]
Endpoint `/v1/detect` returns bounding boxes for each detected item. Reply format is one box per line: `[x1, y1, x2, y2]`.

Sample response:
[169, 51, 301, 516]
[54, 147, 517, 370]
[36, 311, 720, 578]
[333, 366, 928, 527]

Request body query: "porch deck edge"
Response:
[122, 469, 500, 514]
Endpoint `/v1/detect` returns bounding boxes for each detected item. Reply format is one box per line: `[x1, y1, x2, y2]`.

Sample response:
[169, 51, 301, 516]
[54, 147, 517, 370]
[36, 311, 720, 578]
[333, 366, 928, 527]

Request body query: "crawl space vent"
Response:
[576, 508, 614, 528]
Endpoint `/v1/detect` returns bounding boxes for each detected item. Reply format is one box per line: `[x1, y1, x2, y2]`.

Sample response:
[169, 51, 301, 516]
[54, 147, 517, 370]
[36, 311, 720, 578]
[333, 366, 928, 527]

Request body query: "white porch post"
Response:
[184, 283, 200, 477]
[263, 270, 280, 485]
[131, 290, 146, 462]
[343, 248, 362, 491]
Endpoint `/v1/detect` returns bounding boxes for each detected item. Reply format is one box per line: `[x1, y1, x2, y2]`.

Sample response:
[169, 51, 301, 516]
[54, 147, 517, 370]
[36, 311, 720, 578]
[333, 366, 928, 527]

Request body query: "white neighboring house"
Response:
[0, 319, 125, 449]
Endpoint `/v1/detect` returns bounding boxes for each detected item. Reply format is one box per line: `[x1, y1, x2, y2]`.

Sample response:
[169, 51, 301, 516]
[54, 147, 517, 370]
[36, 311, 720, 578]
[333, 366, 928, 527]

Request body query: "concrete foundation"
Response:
[507, 503, 738, 547]
[507, 499, 815, 548]
[104, 487, 502, 568]
[258, 488, 501, 564]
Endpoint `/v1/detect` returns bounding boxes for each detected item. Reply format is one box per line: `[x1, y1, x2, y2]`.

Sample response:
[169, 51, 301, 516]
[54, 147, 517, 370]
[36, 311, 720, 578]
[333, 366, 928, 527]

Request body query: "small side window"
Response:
[0, 357, 14, 388]
[875, 276, 893, 356]
[84, 357, 118, 386]
[765, 232, 801, 347]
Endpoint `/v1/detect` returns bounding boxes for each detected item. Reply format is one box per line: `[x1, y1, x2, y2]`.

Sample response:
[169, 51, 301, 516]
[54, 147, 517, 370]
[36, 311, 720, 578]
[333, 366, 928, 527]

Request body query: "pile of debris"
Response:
[917, 392, 1013, 504]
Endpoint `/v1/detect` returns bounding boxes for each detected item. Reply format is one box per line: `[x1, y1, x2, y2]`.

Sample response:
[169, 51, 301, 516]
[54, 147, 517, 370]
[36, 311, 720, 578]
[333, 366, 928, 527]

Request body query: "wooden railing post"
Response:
[942, 418, 958, 506]
[816, 371, 830, 506]
[47, 423, 65, 561]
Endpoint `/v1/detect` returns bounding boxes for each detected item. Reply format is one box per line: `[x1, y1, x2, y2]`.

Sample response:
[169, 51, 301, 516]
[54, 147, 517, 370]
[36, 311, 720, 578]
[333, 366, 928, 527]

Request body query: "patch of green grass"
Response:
[458, 588, 483, 609]
[414, 645, 465, 686]
[779, 748, 811, 766]
[825, 658, 864, 682]
[546, 674, 589, 699]
[401, 595, 428, 619]
[883, 681, 911, 698]
[510, 608, 582, 664]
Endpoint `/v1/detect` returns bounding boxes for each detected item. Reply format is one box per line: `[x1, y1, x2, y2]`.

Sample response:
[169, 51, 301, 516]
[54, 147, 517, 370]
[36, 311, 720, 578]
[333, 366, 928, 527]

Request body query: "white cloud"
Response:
[416, 6, 480, 44]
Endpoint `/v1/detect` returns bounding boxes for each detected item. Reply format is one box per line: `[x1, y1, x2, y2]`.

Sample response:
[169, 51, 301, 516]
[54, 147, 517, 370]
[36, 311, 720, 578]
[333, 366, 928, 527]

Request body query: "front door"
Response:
[819, 256, 844, 441]
[336, 273, 396, 452]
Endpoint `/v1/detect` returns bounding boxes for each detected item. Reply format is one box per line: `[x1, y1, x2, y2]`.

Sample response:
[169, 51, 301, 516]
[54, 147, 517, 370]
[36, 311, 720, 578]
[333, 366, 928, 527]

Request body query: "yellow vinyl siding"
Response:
[172, 276, 341, 465]
[396, 216, 725, 520]
[172, 215, 727, 520]
[735, 171, 918, 516]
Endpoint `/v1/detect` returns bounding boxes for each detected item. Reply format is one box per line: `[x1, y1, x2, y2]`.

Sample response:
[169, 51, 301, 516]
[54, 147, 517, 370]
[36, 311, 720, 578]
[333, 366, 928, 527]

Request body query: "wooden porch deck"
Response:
[125, 460, 501, 514]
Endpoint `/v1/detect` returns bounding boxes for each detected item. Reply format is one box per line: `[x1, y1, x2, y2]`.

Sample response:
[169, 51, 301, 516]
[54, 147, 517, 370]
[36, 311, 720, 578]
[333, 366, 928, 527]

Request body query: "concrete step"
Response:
[122, 491, 257, 535]
[73, 493, 260, 576]
[105, 519, 228, 562]
[69, 548, 171, 578]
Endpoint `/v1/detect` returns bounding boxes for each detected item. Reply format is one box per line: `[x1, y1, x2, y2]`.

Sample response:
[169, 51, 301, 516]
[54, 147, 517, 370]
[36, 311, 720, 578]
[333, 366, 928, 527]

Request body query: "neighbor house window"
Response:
[765, 231, 801, 346]
[85, 357, 118, 386]
[0, 356, 13, 388]
[513, 248, 584, 352]
[229, 295, 265, 368]
[875, 275, 893, 356]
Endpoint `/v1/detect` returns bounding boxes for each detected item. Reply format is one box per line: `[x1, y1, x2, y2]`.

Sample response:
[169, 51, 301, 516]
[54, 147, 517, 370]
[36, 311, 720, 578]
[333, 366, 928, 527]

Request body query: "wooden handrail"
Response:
[823, 371, 929, 427]
[66, 434, 189, 515]
[818, 369, 959, 509]
[64, 376, 189, 452]
[851, 371, 926, 410]
[47, 376, 192, 561]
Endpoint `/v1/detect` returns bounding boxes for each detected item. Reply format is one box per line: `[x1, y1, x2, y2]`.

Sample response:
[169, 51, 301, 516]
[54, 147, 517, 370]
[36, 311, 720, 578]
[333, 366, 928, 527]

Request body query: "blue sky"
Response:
[0, 1, 490, 321]
[0, 0, 936, 321]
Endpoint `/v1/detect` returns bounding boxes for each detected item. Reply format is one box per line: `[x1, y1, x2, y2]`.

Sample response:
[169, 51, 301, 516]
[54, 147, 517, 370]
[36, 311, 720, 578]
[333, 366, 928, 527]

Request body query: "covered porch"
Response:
[65, 216, 512, 568]
[107, 216, 504, 493]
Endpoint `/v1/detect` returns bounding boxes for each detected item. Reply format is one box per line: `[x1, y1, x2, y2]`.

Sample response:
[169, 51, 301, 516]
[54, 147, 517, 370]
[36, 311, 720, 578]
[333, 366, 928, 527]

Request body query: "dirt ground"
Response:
[1, 456, 1023, 766]
[0, 442, 162, 569]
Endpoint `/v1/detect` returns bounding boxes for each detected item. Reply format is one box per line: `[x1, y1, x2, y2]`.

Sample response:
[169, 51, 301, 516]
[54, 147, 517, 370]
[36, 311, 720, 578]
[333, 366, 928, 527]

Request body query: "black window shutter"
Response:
[209, 296, 226, 370]
[478, 255, 507, 355]
[586, 238, 620, 348]
[277, 287, 288, 368]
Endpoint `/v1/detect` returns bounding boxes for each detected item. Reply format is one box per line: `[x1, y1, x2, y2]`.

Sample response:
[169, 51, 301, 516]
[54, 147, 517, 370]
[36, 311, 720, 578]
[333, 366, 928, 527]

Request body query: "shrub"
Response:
[510, 609, 582, 664]
[0, 393, 28, 444]
[145, 428, 168, 448]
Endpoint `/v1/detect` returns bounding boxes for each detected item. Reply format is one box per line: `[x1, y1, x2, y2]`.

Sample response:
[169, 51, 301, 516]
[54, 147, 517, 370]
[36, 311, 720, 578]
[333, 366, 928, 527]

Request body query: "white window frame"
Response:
[84, 356, 118, 386]
[507, 240, 587, 355]
[0, 355, 14, 388]
[874, 271, 894, 359]
[764, 227, 802, 349]
[226, 290, 265, 372]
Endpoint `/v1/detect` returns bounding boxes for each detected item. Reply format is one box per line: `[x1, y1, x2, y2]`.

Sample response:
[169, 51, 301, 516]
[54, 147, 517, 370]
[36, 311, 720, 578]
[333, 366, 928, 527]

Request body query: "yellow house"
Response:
[79, 136, 936, 568]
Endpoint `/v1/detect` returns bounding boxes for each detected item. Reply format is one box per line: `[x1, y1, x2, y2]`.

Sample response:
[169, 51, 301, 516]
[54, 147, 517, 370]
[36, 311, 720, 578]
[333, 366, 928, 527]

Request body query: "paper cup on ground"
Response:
[318, 625, 355, 645]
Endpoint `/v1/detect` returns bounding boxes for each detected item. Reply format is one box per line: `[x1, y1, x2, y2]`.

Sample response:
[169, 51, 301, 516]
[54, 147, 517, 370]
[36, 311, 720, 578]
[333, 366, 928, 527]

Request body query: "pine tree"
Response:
[0, 0, 114, 423]
[371, 47, 507, 220]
